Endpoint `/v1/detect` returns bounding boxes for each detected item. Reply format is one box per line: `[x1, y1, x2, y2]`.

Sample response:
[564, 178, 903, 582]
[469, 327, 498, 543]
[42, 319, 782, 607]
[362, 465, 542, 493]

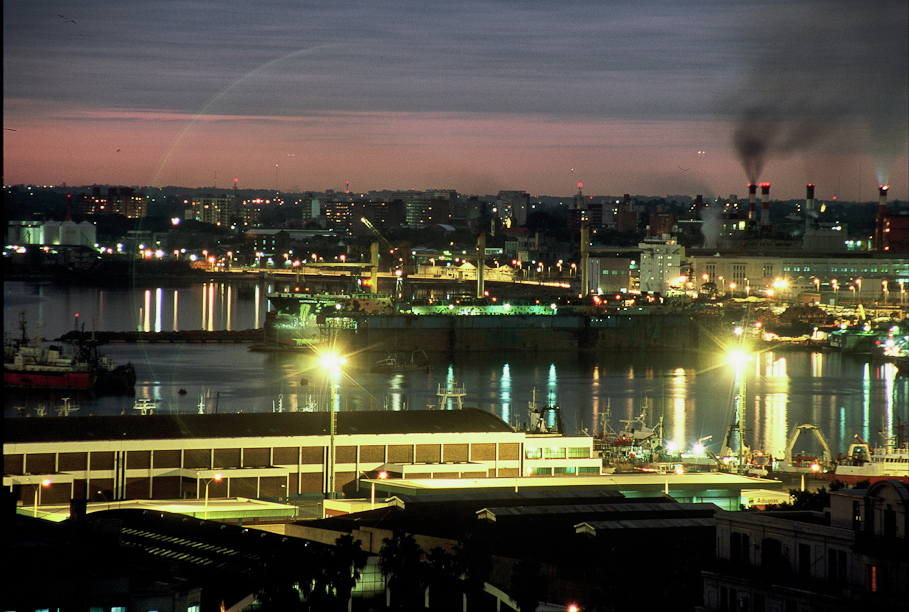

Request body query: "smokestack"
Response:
[877, 185, 889, 251]
[760, 183, 770, 226]
[747, 183, 757, 220]
[805, 184, 815, 230]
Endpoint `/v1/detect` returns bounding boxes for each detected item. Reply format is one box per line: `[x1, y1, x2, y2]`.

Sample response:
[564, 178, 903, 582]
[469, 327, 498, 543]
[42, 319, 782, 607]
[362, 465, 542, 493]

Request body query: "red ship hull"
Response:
[4, 370, 97, 390]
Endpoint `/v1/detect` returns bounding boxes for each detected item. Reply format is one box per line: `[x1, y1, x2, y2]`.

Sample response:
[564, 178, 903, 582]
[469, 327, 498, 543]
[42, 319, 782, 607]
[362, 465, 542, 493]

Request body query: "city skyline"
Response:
[3, 1, 907, 201]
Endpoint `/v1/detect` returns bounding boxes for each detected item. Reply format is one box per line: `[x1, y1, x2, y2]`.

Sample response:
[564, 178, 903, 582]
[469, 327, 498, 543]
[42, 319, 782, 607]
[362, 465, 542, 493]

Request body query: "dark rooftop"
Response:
[3, 407, 515, 444]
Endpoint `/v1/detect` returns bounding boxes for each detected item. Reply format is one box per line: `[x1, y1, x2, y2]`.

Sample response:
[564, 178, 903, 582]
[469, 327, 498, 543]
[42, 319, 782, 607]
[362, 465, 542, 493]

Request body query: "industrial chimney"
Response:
[760, 183, 770, 226]
[747, 183, 757, 221]
[805, 184, 815, 230]
[877, 185, 889, 251]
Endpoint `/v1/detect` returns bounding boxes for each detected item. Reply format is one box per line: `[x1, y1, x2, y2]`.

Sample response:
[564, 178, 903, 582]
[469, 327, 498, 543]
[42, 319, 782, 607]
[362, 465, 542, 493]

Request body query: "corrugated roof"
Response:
[3, 407, 514, 444]
[480, 501, 709, 518]
[579, 517, 716, 531]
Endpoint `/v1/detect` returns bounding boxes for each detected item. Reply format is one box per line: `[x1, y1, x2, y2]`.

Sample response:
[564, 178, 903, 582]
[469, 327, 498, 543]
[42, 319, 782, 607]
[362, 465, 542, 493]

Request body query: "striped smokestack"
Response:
[805, 184, 815, 230]
[748, 183, 757, 220]
[760, 183, 770, 226]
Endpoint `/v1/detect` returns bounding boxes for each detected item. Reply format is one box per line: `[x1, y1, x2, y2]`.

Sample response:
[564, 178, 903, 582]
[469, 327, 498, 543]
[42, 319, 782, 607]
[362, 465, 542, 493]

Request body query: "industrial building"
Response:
[3, 409, 603, 510]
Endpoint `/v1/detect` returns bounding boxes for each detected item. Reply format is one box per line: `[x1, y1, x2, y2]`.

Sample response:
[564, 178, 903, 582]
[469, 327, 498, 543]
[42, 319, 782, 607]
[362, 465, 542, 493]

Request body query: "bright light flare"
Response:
[727, 349, 751, 367]
[321, 353, 347, 370]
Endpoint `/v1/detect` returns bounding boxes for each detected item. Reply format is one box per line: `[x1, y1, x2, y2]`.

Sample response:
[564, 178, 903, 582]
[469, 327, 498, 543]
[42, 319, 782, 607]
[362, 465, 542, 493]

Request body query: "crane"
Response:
[360, 217, 395, 255]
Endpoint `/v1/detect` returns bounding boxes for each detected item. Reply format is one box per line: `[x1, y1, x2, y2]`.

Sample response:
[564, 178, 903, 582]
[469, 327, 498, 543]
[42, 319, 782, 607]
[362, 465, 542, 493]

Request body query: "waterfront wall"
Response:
[331, 313, 717, 353]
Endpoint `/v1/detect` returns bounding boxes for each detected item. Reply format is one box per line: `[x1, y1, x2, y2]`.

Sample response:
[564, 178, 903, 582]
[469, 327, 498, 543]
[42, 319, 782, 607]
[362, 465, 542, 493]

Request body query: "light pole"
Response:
[371, 470, 388, 508]
[322, 353, 347, 498]
[855, 278, 862, 304]
[34, 478, 52, 517]
[203, 472, 223, 519]
[801, 463, 821, 491]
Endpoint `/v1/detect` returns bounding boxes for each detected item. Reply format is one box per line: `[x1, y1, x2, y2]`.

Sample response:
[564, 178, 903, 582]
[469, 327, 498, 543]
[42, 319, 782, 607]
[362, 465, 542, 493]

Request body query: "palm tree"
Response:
[379, 531, 425, 610]
[332, 533, 368, 611]
[425, 546, 463, 612]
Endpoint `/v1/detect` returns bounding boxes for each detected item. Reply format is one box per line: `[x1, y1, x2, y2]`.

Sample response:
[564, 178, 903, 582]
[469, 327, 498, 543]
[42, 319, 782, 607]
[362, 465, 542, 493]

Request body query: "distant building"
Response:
[78, 186, 146, 218]
[190, 194, 234, 227]
[688, 253, 909, 303]
[394, 190, 455, 226]
[638, 236, 685, 294]
[496, 191, 530, 226]
[588, 256, 633, 295]
[881, 212, 909, 254]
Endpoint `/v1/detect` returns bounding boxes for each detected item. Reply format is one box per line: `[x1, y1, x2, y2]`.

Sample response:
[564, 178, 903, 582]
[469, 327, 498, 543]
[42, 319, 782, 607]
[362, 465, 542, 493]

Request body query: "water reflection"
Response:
[4, 281, 907, 460]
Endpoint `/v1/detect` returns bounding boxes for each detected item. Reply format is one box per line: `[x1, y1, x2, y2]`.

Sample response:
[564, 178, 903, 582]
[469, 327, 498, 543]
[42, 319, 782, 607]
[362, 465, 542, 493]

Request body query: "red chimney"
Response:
[760, 183, 770, 226]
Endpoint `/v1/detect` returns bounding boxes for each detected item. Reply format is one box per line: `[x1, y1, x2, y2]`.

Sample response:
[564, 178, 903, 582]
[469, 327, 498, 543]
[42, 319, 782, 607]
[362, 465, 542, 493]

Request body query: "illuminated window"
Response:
[866, 564, 879, 592]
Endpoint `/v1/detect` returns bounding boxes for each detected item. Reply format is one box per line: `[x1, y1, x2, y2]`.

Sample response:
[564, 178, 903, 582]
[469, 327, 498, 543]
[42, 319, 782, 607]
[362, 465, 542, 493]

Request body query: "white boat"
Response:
[832, 430, 909, 484]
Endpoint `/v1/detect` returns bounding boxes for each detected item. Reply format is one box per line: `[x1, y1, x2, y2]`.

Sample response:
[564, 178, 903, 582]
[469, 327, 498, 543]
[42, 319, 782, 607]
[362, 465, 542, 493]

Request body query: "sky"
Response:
[3, 0, 907, 200]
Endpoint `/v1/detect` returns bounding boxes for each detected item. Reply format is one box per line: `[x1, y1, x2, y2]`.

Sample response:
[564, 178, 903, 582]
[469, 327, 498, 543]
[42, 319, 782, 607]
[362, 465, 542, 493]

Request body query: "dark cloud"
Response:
[4, 0, 743, 118]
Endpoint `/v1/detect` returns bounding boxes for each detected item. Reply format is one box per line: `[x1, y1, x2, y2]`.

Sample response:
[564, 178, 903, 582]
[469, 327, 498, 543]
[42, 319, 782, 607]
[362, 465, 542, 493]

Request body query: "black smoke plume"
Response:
[732, 0, 908, 185]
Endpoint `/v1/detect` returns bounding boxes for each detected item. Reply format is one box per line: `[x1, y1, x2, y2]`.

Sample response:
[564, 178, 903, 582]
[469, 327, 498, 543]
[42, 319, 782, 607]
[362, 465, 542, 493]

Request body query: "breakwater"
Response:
[58, 329, 265, 344]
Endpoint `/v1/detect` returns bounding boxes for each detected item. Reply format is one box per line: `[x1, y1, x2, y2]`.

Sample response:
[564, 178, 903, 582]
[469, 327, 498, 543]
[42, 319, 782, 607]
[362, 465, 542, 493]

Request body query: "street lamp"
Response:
[801, 463, 821, 491]
[855, 278, 862, 304]
[203, 472, 223, 519]
[370, 470, 388, 509]
[34, 478, 52, 517]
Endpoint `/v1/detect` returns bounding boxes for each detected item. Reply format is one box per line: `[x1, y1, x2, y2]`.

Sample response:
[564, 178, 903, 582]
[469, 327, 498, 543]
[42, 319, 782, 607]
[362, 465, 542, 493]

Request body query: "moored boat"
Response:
[4, 313, 135, 394]
[370, 349, 431, 373]
[4, 342, 97, 390]
[827, 428, 909, 485]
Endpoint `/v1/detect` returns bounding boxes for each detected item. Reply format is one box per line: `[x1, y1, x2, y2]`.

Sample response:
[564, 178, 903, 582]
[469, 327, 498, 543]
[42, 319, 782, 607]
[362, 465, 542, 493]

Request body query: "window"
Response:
[799, 543, 811, 578]
[828, 549, 847, 583]
[730, 531, 750, 566]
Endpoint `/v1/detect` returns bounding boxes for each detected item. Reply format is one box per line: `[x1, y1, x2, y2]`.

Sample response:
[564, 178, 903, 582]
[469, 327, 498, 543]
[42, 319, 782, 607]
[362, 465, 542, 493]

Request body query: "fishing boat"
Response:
[830, 428, 909, 485]
[370, 349, 432, 373]
[3, 313, 135, 393]
[4, 341, 97, 390]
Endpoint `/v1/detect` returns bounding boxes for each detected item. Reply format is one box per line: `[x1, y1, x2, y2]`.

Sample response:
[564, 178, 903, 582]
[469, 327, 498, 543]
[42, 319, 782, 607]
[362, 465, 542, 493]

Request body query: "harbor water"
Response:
[4, 280, 907, 461]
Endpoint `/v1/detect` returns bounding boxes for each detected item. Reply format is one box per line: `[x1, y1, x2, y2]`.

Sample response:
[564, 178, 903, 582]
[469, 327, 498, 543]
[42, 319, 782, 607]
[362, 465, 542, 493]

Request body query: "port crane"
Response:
[360, 217, 405, 295]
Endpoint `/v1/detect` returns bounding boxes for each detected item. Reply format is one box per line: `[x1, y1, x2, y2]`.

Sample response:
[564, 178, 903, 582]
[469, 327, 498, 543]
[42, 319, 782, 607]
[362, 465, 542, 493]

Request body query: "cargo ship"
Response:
[261, 291, 723, 354]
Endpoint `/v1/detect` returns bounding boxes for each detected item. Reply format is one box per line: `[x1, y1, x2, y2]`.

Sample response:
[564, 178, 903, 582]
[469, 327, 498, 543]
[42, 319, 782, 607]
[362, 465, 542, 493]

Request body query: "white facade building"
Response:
[638, 236, 685, 294]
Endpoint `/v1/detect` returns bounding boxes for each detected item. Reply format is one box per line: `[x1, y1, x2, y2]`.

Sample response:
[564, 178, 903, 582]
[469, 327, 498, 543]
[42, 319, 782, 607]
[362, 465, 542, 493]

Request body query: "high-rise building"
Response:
[78, 186, 147, 218]
[496, 191, 530, 226]
[191, 194, 233, 227]
[395, 189, 455, 226]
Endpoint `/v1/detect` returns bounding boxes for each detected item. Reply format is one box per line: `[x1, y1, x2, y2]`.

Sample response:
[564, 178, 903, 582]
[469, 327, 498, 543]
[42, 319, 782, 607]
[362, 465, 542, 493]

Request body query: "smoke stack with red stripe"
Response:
[877, 185, 889, 251]
[760, 183, 770, 226]
[747, 183, 757, 221]
[805, 184, 815, 230]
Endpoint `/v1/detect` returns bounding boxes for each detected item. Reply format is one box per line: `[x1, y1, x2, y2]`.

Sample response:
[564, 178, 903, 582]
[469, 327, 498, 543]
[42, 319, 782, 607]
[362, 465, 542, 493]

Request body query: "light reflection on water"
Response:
[4, 281, 907, 459]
